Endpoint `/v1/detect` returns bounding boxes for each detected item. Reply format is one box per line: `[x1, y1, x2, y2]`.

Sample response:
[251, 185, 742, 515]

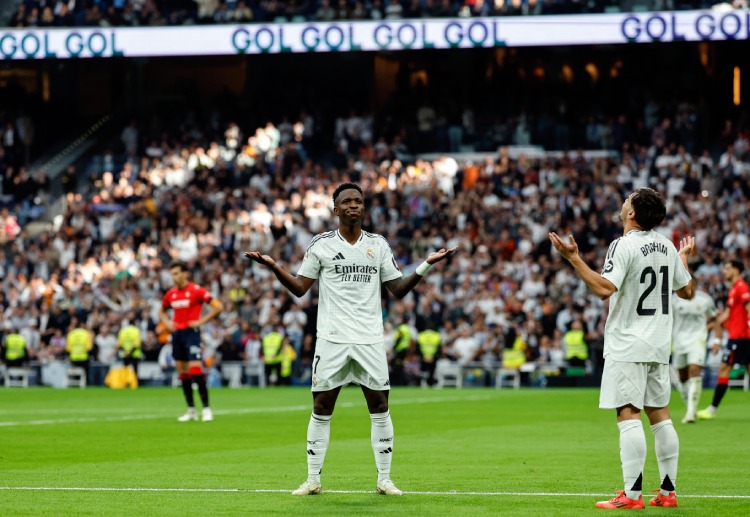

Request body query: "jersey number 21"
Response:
[637, 266, 669, 316]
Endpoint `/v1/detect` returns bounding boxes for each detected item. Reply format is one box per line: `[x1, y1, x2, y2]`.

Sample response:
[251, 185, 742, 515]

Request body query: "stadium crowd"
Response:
[4, 0, 738, 28]
[1, 93, 749, 386]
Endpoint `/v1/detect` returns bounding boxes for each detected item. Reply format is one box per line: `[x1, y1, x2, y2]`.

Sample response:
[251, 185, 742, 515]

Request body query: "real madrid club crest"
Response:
[366, 248, 375, 260]
[311, 375, 317, 387]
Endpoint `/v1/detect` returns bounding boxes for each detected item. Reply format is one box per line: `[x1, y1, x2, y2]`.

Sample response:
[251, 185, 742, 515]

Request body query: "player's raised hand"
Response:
[244, 251, 277, 269]
[678, 235, 697, 258]
[549, 232, 579, 261]
[426, 246, 459, 265]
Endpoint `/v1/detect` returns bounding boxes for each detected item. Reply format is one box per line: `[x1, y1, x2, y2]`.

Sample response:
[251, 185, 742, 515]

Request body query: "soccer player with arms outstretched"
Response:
[245, 183, 457, 496]
[160, 260, 224, 422]
[550, 187, 694, 509]
[697, 259, 750, 420]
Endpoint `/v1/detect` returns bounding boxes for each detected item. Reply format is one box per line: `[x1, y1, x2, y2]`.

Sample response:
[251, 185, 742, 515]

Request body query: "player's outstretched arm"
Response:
[384, 246, 458, 299]
[548, 232, 616, 300]
[674, 236, 696, 299]
[426, 246, 459, 266]
[677, 236, 696, 270]
[244, 251, 315, 298]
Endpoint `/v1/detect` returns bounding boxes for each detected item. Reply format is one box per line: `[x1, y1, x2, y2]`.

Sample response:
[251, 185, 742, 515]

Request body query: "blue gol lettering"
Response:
[21, 33, 40, 58]
[719, 13, 741, 40]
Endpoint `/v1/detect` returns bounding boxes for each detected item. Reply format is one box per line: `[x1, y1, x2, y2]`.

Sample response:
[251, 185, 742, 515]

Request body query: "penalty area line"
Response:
[0, 487, 748, 499]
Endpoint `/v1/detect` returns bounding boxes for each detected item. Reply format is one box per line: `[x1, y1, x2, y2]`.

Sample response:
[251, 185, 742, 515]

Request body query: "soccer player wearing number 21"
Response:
[245, 183, 457, 497]
[550, 188, 694, 510]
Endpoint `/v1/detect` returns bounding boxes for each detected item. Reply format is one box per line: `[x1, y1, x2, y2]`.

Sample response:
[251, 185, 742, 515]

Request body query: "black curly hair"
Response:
[332, 183, 363, 205]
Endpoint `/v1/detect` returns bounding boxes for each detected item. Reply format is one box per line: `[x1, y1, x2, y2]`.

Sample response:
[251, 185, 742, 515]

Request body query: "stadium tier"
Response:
[0, 5, 748, 389]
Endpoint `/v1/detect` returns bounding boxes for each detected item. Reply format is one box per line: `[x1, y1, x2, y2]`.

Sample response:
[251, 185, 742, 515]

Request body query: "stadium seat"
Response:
[419, 371, 430, 388]
[495, 368, 520, 389]
[5, 367, 30, 388]
[728, 368, 749, 391]
[221, 361, 244, 388]
[565, 367, 587, 377]
[244, 361, 266, 388]
[434, 359, 462, 388]
[66, 367, 87, 388]
[137, 362, 165, 385]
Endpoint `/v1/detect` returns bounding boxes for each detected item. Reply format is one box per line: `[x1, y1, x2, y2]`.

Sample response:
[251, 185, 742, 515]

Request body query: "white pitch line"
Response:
[0, 395, 493, 427]
[0, 487, 748, 499]
[0, 408, 157, 415]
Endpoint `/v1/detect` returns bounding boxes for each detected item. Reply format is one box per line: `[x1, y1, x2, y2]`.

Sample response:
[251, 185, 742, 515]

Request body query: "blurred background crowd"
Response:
[1, 94, 748, 386]
[1, 0, 748, 388]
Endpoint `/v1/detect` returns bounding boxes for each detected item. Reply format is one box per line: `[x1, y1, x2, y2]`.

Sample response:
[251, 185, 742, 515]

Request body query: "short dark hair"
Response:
[630, 187, 666, 230]
[728, 259, 744, 274]
[332, 183, 363, 205]
[168, 260, 188, 272]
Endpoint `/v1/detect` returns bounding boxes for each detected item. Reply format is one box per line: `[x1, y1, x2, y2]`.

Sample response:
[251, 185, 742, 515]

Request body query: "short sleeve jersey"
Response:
[162, 283, 212, 330]
[725, 278, 750, 339]
[600, 229, 692, 363]
[672, 290, 717, 353]
[297, 230, 403, 345]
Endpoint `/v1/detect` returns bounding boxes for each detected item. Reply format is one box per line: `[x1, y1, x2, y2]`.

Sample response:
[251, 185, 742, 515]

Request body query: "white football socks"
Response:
[652, 419, 679, 496]
[618, 419, 646, 500]
[370, 411, 394, 483]
[686, 377, 702, 420]
[677, 381, 689, 406]
[306, 413, 332, 483]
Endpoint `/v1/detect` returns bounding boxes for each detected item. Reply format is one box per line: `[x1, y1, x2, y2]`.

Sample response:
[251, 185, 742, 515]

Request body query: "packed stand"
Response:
[0, 109, 47, 236]
[1, 99, 749, 387]
[4, 0, 739, 28]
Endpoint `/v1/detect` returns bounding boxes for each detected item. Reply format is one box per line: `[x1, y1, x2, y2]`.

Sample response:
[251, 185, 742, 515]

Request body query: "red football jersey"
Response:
[162, 283, 213, 330]
[725, 278, 750, 339]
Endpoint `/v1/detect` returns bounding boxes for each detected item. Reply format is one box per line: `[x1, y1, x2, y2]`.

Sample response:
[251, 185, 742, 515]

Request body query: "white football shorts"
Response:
[672, 345, 706, 369]
[599, 360, 671, 410]
[310, 338, 390, 392]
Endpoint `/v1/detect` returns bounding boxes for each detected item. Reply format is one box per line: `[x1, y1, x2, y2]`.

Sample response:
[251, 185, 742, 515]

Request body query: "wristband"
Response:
[712, 337, 721, 345]
[416, 261, 432, 276]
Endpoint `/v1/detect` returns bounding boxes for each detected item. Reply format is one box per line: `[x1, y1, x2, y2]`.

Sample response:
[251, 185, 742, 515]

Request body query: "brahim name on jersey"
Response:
[640, 241, 669, 257]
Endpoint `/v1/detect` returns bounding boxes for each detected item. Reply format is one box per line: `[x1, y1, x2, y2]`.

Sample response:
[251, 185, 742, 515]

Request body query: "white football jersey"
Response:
[672, 290, 716, 353]
[297, 229, 403, 345]
[601, 229, 692, 363]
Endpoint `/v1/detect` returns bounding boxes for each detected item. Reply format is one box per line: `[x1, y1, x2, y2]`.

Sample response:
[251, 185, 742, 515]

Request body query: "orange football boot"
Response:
[649, 490, 678, 507]
[595, 491, 645, 510]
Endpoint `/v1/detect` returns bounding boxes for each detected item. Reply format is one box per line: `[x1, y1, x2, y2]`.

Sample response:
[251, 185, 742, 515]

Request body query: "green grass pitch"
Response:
[1, 386, 748, 516]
